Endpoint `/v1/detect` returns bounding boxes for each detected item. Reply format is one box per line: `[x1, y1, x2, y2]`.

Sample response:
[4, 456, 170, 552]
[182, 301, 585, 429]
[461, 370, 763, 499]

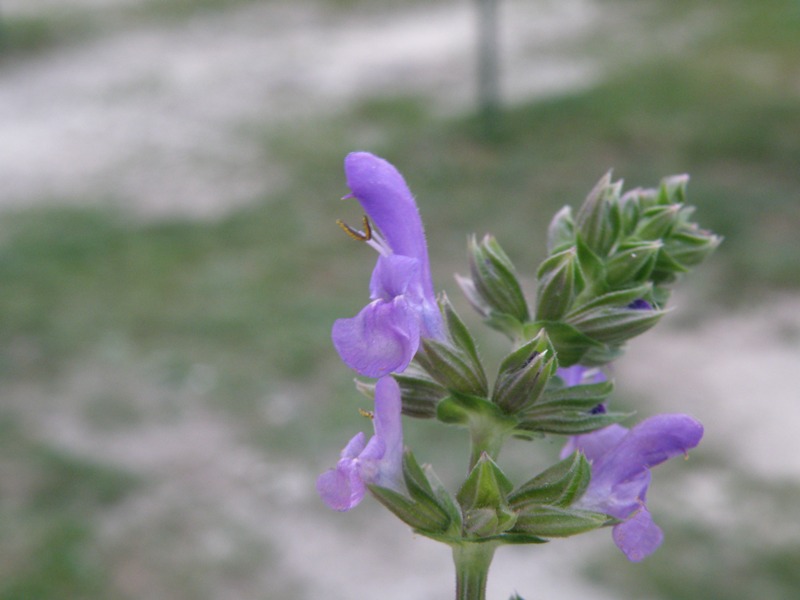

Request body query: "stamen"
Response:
[336, 215, 372, 242]
[358, 408, 375, 419]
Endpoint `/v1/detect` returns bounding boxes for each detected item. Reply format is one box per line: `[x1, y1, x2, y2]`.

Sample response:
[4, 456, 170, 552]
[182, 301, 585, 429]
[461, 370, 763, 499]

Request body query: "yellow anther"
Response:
[336, 215, 372, 242]
[358, 408, 375, 419]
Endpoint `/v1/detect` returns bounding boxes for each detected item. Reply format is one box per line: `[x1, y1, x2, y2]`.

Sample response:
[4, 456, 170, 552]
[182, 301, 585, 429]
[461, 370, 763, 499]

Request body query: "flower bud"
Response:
[464, 234, 530, 324]
[546, 206, 575, 253]
[634, 204, 681, 240]
[492, 331, 556, 414]
[568, 304, 667, 345]
[663, 227, 722, 267]
[508, 452, 591, 510]
[575, 172, 622, 257]
[512, 505, 610, 538]
[535, 247, 580, 321]
[456, 453, 517, 536]
[605, 240, 663, 286]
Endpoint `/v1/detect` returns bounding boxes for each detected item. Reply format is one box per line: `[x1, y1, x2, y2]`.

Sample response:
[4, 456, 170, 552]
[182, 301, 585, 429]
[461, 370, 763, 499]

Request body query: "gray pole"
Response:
[476, 0, 501, 134]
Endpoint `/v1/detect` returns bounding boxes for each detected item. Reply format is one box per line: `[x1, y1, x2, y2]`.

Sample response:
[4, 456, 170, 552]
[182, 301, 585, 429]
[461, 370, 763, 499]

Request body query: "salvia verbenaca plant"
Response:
[317, 151, 721, 599]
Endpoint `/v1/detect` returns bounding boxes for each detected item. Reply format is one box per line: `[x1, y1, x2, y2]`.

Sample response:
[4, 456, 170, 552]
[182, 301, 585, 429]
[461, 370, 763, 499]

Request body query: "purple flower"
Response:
[317, 376, 405, 511]
[332, 152, 444, 378]
[557, 364, 607, 387]
[561, 414, 704, 561]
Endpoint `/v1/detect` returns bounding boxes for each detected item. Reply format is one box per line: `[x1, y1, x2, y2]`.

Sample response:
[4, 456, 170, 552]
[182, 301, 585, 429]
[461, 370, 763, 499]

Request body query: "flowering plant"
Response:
[318, 152, 720, 599]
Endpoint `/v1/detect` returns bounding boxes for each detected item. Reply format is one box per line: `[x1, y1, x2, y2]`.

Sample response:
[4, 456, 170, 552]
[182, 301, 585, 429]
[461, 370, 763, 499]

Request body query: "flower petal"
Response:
[369, 254, 420, 301]
[560, 423, 628, 462]
[591, 414, 704, 487]
[316, 461, 367, 512]
[344, 152, 431, 273]
[332, 297, 421, 377]
[612, 507, 664, 562]
[371, 376, 404, 488]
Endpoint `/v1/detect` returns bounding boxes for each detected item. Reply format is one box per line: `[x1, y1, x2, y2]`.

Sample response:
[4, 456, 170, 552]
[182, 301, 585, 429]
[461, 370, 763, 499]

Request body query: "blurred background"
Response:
[1, 0, 799, 598]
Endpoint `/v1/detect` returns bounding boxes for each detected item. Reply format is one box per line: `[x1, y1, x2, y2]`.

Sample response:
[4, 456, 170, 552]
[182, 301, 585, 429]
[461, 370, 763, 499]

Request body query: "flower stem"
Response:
[452, 542, 497, 600]
[468, 418, 508, 470]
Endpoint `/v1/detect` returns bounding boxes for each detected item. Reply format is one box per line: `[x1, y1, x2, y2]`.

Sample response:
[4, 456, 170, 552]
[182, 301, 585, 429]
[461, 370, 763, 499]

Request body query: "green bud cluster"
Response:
[456, 172, 721, 366]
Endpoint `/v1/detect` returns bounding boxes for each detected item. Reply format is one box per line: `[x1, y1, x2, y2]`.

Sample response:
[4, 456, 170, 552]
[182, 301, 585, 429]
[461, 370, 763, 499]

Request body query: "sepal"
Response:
[391, 366, 448, 419]
[516, 408, 631, 435]
[369, 450, 457, 536]
[368, 485, 451, 534]
[457, 452, 518, 537]
[415, 295, 488, 396]
[511, 505, 610, 537]
[507, 452, 591, 509]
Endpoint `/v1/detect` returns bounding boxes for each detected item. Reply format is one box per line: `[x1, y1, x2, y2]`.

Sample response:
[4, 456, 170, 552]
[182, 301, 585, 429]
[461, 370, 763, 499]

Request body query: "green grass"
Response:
[0, 418, 138, 600]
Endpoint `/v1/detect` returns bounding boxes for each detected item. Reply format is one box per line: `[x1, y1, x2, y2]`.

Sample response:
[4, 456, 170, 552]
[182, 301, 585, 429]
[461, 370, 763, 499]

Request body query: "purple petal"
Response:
[316, 460, 367, 512]
[560, 423, 628, 462]
[369, 254, 420, 301]
[591, 414, 703, 487]
[557, 365, 606, 387]
[612, 507, 664, 562]
[370, 376, 404, 488]
[340, 431, 367, 460]
[344, 152, 431, 275]
[332, 297, 421, 377]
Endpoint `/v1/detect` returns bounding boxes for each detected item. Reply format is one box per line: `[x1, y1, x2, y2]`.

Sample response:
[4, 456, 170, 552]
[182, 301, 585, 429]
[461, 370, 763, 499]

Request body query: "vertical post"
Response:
[476, 0, 501, 136]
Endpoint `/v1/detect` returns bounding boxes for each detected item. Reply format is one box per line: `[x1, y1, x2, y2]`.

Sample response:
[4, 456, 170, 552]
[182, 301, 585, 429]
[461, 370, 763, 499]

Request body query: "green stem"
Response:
[453, 542, 497, 600]
[468, 417, 509, 470]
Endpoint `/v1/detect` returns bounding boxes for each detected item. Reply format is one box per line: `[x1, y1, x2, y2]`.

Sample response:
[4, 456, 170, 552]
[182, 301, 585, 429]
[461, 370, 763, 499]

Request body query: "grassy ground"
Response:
[0, 0, 799, 598]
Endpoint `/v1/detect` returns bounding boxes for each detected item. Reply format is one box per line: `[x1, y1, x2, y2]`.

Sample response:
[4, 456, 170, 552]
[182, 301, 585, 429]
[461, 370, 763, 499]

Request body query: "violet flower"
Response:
[561, 414, 704, 561]
[332, 152, 444, 378]
[557, 364, 607, 387]
[317, 376, 405, 511]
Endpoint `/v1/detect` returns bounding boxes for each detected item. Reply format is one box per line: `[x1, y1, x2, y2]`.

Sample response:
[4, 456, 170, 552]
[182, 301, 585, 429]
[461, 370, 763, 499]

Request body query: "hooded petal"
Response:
[590, 414, 704, 488]
[560, 423, 628, 462]
[332, 297, 421, 378]
[612, 507, 664, 562]
[344, 152, 432, 278]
